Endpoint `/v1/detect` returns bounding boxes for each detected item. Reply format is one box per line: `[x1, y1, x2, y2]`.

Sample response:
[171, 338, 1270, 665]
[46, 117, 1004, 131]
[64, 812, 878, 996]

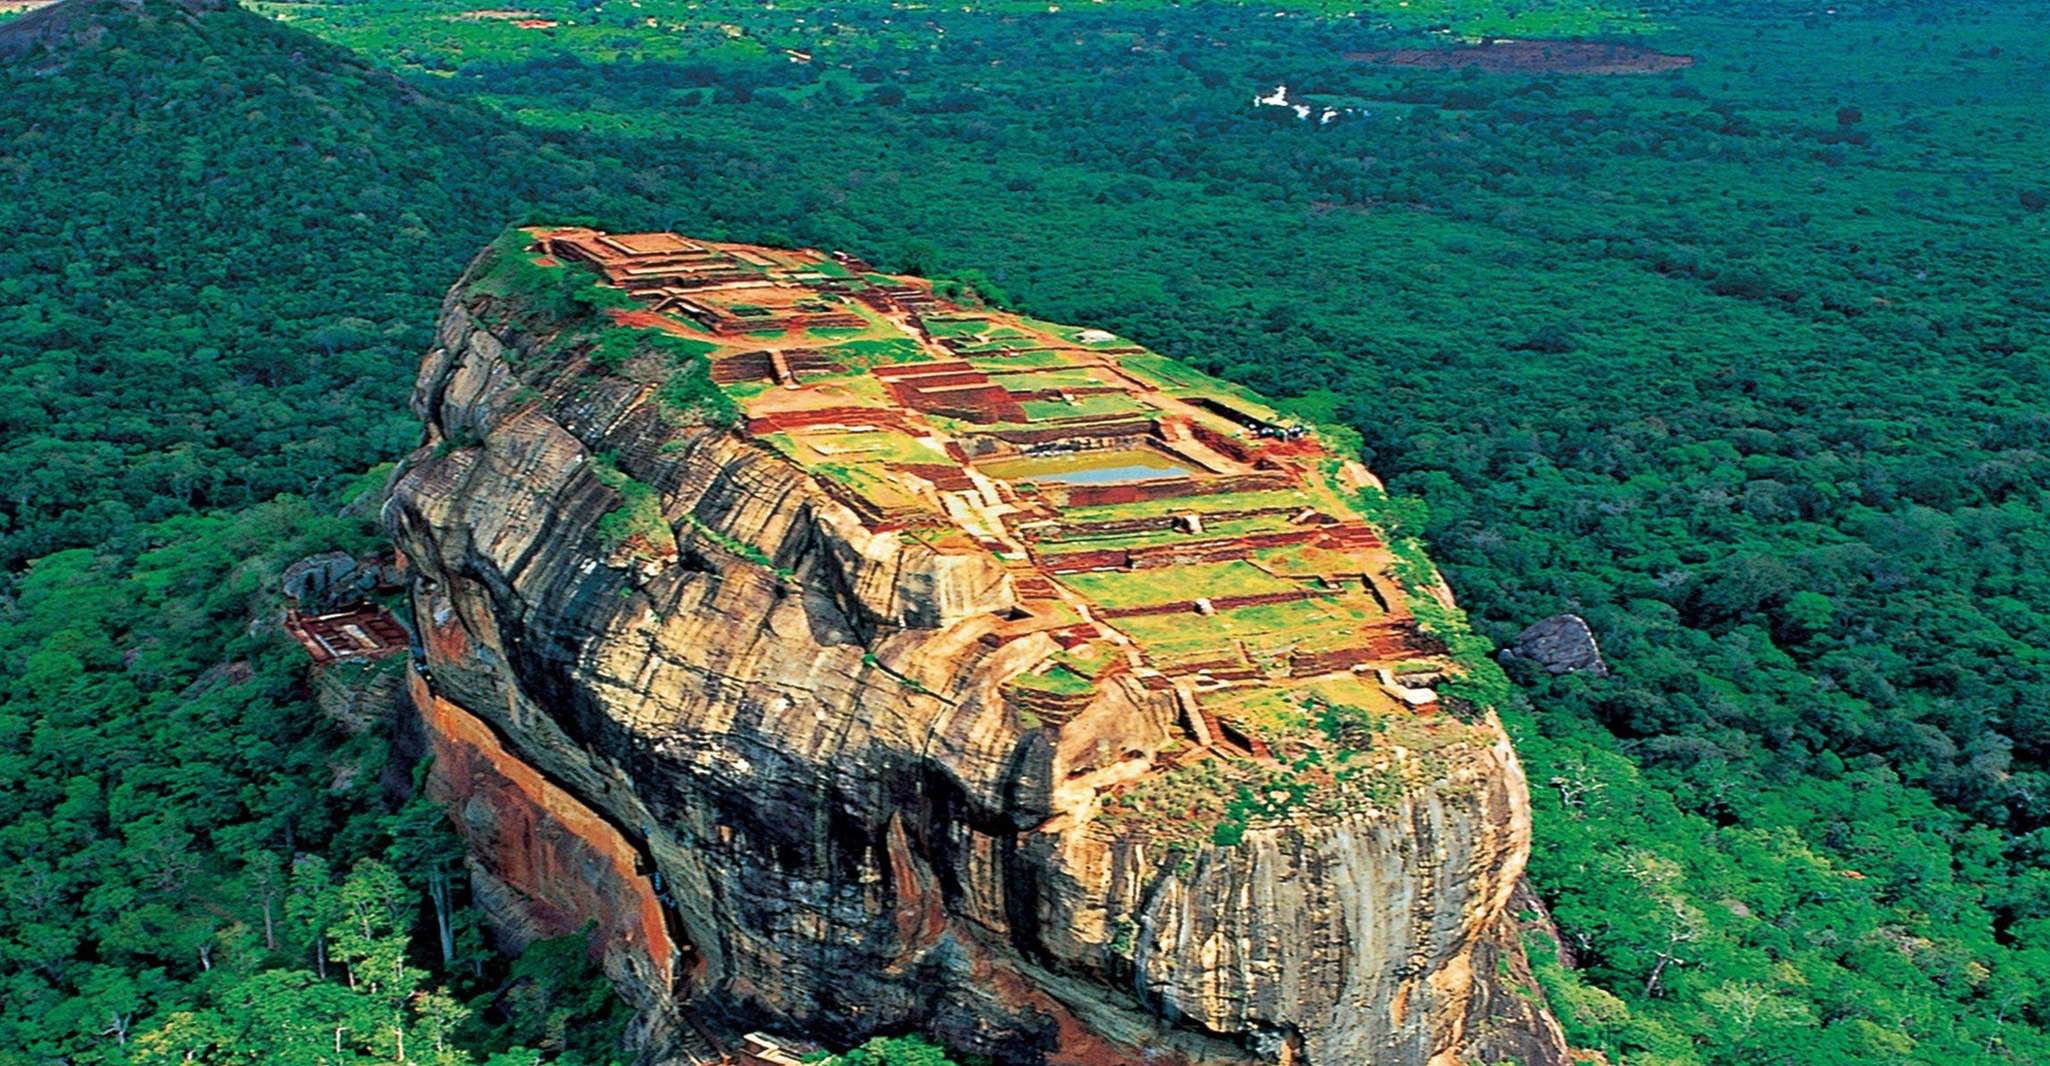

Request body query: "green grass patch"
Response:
[985, 369, 1105, 391]
[1009, 664, 1094, 696]
[1057, 561, 1298, 610]
[589, 452, 674, 558]
[1109, 593, 1379, 663]
[787, 429, 942, 466]
[1060, 488, 1314, 523]
[682, 513, 789, 578]
[823, 335, 931, 367]
[472, 228, 635, 324]
[1118, 352, 1280, 416]
[1018, 394, 1154, 421]
[1038, 513, 1301, 552]
[921, 316, 989, 339]
[656, 358, 737, 428]
[965, 349, 1073, 369]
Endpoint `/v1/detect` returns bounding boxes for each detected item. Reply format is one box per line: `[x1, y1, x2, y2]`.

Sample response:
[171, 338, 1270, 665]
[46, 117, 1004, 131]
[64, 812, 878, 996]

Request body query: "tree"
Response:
[827, 1034, 972, 1066]
[242, 849, 287, 954]
[387, 795, 466, 972]
[286, 856, 341, 981]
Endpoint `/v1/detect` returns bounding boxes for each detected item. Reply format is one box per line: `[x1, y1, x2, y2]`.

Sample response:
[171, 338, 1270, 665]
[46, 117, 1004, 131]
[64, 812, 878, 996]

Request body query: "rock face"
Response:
[411, 673, 682, 1041]
[1502, 615, 1609, 677]
[385, 234, 1569, 1066]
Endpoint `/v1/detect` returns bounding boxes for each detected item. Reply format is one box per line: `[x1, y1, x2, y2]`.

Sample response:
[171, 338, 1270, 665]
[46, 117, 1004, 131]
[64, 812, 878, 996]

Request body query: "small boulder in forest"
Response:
[1502, 614, 1609, 677]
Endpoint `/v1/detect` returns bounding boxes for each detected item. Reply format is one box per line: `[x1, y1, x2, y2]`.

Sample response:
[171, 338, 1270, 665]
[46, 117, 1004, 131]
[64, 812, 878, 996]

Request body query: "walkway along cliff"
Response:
[383, 227, 1572, 1065]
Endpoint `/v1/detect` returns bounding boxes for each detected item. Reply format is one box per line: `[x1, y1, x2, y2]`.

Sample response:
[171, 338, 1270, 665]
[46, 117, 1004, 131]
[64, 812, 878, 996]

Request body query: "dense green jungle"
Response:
[0, 0, 2044, 1062]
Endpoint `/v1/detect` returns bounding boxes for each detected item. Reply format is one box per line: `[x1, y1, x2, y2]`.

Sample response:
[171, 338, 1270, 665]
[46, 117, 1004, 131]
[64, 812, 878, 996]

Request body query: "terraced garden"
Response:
[493, 224, 1509, 851]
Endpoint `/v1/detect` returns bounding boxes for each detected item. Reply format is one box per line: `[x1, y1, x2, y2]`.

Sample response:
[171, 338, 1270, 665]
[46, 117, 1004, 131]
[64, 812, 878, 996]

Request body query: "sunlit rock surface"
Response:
[386, 232, 1569, 1065]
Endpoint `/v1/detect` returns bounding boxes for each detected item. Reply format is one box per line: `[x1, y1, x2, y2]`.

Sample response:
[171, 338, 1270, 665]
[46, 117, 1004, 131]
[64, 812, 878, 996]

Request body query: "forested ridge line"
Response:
[0, 1, 682, 1060]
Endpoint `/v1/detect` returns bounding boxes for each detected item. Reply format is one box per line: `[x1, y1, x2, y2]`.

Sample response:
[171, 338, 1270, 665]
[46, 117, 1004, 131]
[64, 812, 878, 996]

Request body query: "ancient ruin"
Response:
[530, 227, 1444, 729]
[386, 228, 1567, 1065]
[280, 551, 409, 664]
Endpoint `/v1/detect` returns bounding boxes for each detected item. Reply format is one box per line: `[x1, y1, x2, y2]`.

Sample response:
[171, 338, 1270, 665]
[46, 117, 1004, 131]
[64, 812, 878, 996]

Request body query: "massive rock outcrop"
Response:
[385, 231, 1569, 1065]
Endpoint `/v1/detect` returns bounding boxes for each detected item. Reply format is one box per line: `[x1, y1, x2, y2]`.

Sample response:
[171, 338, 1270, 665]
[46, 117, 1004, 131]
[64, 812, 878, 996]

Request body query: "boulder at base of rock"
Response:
[1504, 614, 1609, 676]
[281, 551, 361, 611]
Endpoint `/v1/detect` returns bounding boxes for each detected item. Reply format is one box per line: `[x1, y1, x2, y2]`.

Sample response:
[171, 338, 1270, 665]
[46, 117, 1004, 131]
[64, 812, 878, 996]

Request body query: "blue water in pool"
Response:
[1028, 462, 1193, 485]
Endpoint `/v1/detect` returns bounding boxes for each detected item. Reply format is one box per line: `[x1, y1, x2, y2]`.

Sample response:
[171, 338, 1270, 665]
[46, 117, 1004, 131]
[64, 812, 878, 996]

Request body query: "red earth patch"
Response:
[607, 307, 710, 338]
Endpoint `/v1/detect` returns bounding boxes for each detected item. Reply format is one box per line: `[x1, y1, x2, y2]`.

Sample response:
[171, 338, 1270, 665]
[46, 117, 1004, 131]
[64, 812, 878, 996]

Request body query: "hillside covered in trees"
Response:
[0, 0, 2045, 1062]
[0, 1, 661, 1060]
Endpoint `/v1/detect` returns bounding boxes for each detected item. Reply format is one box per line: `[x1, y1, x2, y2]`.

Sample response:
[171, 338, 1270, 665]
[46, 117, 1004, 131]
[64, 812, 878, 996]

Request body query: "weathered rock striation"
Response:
[386, 229, 1569, 1065]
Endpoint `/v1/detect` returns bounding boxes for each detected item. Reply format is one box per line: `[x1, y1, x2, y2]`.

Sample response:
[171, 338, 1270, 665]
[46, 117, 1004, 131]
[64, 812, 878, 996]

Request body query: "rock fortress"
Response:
[383, 226, 1570, 1065]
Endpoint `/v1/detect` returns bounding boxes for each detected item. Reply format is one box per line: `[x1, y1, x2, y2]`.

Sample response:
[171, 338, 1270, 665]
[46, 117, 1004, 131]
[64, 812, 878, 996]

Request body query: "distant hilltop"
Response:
[0, 0, 227, 62]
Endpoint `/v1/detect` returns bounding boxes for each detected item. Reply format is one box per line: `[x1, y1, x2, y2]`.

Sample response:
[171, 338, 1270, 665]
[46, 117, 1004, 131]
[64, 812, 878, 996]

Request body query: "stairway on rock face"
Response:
[1314, 522, 1385, 549]
[672, 1021, 726, 1066]
[995, 551, 1057, 596]
[1010, 572, 1059, 601]
[1199, 709, 1245, 757]
[1172, 679, 1214, 748]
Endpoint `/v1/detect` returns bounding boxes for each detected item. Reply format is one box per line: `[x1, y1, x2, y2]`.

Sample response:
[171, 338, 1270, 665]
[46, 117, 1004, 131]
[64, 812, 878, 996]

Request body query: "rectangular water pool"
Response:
[980, 448, 1199, 486]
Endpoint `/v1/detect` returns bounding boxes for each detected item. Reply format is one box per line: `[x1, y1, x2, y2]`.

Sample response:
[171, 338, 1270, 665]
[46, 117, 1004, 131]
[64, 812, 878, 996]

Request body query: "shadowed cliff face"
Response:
[411, 673, 682, 1020]
[384, 243, 1569, 1066]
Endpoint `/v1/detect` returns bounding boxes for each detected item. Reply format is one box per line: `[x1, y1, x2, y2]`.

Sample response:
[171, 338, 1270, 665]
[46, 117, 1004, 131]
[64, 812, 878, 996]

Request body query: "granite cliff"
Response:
[384, 228, 1570, 1065]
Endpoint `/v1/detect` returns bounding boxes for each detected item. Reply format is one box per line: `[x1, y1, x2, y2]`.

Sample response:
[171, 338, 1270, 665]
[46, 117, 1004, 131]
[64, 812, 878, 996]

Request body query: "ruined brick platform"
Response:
[524, 227, 1457, 769]
[284, 603, 408, 663]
